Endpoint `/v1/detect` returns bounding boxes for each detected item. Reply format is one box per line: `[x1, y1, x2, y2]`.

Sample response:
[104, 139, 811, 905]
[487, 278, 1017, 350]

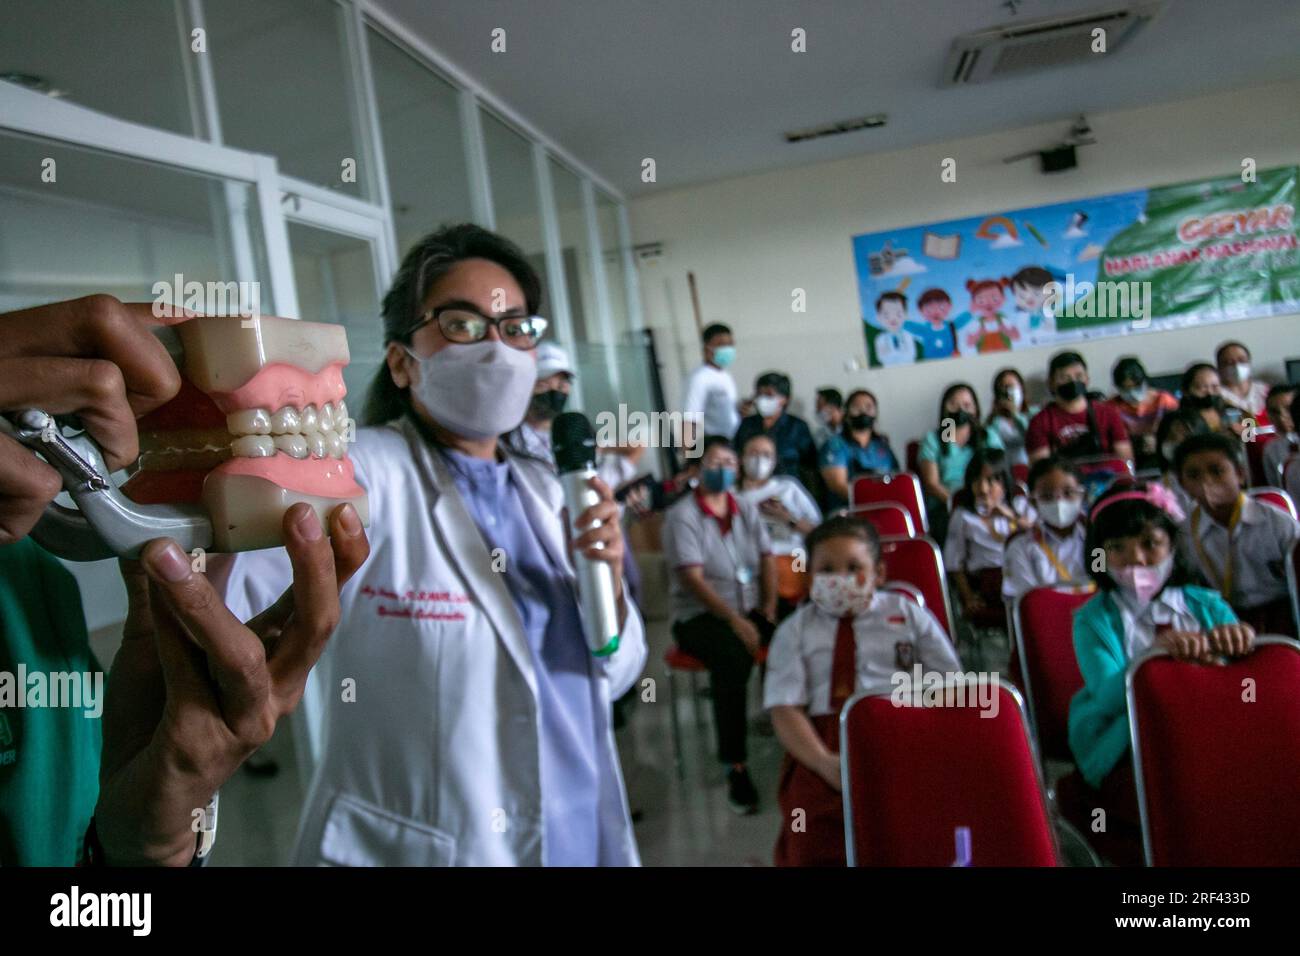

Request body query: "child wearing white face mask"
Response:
[1060, 481, 1252, 864]
[735, 433, 821, 557]
[764, 516, 960, 866]
[1002, 457, 1090, 602]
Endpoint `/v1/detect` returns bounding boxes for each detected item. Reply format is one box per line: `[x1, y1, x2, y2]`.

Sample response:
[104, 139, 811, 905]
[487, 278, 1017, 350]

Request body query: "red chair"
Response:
[1127, 638, 1300, 865]
[1248, 486, 1297, 519]
[1073, 455, 1134, 478]
[851, 472, 928, 536]
[1010, 585, 1095, 764]
[848, 501, 915, 538]
[1289, 543, 1300, 639]
[840, 680, 1059, 865]
[883, 581, 925, 609]
[1011, 463, 1030, 485]
[664, 647, 709, 779]
[878, 535, 954, 640]
[905, 439, 920, 475]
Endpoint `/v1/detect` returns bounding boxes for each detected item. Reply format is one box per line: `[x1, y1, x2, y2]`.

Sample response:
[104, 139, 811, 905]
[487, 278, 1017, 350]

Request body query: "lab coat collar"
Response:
[395, 416, 539, 698]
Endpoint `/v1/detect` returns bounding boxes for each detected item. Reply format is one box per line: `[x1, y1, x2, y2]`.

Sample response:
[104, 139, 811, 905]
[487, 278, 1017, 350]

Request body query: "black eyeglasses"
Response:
[413, 306, 548, 351]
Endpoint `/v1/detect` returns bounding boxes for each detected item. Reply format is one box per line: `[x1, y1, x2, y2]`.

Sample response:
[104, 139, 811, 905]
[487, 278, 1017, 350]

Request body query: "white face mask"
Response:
[810, 572, 875, 618]
[1037, 498, 1081, 529]
[755, 395, 783, 418]
[744, 454, 775, 481]
[1232, 362, 1251, 384]
[404, 339, 538, 440]
[1004, 385, 1023, 407]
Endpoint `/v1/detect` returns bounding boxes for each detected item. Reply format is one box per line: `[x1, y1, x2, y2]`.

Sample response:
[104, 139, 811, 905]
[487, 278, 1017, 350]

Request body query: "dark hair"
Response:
[1215, 340, 1250, 365]
[1010, 266, 1053, 290]
[954, 447, 1012, 513]
[362, 223, 542, 426]
[1112, 356, 1146, 389]
[1086, 480, 1190, 592]
[1173, 431, 1246, 477]
[1155, 408, 1210, 470]
[841, 388, 891, 445]
[1048, 350, 1087, 378]
[936, 383, 985, 458]
[702, 323, 732, 344]
[701, 434, 734, 458]
[1027, 455, 1083, 494]
[739, 430, 775, 455]
[875, 291, 907, 310]
[755, 370, 791, 398]
[1290, 390, 1300, 434]
[990, 367, 1029, 416]
[816, 387, 844, 409]
[805, 515, 881, 566]
[1180, 362, 1217, 397]
[1266, 382, 1297, 409]
[917, 287, 951, 308]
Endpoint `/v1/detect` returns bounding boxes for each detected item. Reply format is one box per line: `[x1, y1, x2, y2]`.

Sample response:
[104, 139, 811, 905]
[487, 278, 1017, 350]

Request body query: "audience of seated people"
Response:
[657, 339, 1300, 865]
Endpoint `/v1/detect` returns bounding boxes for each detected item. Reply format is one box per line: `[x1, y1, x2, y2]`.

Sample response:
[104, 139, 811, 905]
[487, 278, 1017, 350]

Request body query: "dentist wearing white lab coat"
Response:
[219, 224, 646, 866]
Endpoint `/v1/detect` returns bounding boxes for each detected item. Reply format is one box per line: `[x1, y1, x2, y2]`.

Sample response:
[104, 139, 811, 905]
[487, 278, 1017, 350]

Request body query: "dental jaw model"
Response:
[122, 315, 370, 552]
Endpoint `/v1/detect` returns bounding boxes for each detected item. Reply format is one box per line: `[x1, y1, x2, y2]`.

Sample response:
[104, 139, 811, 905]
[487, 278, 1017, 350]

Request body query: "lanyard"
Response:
[1190, 494, 1245, 600]
[1034, 526, 1075, 582]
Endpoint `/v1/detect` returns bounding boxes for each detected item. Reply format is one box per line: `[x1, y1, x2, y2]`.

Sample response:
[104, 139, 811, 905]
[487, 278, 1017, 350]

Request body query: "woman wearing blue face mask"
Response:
[663, 434, 778, 814]
[217, 224, 648, 866]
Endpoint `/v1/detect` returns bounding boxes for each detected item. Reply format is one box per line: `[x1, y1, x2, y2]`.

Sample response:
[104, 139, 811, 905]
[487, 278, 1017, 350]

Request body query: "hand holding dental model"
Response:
[0, 294, 373, 864]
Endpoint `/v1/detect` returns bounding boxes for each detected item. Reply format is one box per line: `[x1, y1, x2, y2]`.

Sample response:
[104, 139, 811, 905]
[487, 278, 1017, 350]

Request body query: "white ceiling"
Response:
[373, 0, 1300, 197]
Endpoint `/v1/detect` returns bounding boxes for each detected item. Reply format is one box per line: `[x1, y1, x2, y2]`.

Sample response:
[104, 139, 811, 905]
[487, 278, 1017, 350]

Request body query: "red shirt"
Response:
[1026, 400, 1129, 456]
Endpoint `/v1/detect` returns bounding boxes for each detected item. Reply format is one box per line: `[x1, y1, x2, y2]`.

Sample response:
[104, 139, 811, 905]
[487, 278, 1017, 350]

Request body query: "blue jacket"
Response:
[1068, 585, 1237, 787]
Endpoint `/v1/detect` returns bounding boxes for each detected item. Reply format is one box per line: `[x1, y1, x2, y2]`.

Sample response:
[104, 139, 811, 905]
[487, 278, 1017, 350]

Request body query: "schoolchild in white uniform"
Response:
[764, 515, 960, 866]
[1175, 432, 1300, 637]
[944, 448, 1033, 626]
[1003, 456, 1090, 601]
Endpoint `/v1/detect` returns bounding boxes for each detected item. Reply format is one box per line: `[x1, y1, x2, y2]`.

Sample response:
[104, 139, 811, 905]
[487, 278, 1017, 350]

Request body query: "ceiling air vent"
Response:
[943, 2, 1162, 86]
[784, 113, 887, 144]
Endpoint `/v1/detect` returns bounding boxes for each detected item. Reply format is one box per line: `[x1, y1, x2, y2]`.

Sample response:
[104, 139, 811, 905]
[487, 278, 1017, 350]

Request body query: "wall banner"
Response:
[851, 166, 1299, 368]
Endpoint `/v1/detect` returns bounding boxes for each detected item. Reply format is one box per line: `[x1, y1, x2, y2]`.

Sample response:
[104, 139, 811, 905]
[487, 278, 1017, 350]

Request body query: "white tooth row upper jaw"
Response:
[227, 402, 350, 460]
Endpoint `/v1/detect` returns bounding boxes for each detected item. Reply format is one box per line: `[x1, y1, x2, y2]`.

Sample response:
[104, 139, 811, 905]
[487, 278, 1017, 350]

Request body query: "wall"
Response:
[630, 79, 1300, 448]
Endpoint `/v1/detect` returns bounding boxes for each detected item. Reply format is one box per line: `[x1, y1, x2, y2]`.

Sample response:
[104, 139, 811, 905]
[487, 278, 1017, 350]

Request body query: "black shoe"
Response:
[727, 767, 759, 815]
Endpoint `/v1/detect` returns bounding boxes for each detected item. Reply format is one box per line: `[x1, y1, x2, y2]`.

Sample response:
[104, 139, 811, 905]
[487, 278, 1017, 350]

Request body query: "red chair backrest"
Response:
[1012, 586, 1094, 763]
[848, 501, 915, 538]
[1248, 487, 1297, 519]
[1011, 463, 1030, 485]
[883, 581, 925, 608]
[1073, 456, 1134, 478]
[851, 472, 927, 535]
[1129, 639, 1300, 865]
[841, 683, 1058, 866]
[878, 535, 952, 638]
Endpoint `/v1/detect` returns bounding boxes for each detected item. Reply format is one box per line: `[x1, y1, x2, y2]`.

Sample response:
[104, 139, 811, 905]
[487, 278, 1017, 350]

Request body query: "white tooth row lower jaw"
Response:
[227, 401, 350, 460]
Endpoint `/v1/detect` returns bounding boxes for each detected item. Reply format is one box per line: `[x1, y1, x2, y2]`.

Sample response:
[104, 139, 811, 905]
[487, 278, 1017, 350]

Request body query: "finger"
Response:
[266, 504, 365, 693]
[574, 517, 622, 554]
[573, 496, 618, 533]
[1, 296, 181, 415]
[0, 435, 63, 544]
[140, 537, 271, 738]
[586, 475, 614, 503]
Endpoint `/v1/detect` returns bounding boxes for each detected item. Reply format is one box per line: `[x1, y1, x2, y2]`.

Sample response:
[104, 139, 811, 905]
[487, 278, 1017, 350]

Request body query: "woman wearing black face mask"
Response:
[917, 383, 1003, 543]
[1179, 363, 1231, 434]
[818, 388, 898, 511]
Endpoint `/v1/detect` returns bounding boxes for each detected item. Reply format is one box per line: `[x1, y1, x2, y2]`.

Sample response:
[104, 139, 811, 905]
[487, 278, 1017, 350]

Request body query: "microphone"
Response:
[552, 411, 621, 656]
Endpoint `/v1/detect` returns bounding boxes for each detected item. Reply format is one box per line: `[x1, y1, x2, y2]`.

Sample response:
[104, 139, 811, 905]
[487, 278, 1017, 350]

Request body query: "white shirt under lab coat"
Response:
[219, 417, 647, 866]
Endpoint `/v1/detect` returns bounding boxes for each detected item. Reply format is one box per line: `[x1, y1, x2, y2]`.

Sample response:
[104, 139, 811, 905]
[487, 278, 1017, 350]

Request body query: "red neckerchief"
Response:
[695, 488, 738, 535]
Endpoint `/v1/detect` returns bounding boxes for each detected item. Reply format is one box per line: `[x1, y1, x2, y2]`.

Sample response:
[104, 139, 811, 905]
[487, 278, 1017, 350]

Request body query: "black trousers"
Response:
[672, 610, 775, 765]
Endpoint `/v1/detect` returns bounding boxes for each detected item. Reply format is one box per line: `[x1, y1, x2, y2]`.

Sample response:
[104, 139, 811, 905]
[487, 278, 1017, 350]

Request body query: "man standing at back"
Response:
[683, 323, 743, 441]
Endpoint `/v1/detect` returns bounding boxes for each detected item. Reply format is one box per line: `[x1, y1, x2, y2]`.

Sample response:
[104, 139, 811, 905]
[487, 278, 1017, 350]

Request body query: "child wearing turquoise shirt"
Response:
[1062, 481, 1254, 864]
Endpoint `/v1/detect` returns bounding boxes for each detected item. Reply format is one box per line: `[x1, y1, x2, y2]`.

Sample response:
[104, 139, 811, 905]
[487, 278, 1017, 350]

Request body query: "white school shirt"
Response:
[735, 475, 822, 556]
[763, 593, 961, 717]
[1002, 522, 1088, 600]
[1112, 586, 1201, 660]
[1220, 380, 1270, 417]
[1179, 495, 1300, 609]
[1262, 435, 1297, 487]
[944, 507, 1016, 573]
[682, 362, 739, 437]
